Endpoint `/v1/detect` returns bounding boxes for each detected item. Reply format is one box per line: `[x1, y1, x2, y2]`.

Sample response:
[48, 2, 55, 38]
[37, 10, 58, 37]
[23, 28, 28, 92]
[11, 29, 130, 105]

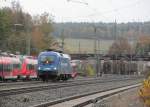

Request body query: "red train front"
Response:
[20, 56, 38, 80]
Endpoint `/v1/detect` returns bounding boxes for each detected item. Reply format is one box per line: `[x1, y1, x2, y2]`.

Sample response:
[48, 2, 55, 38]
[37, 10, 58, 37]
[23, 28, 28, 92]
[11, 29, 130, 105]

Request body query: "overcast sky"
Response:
[0, 0, 150, 23]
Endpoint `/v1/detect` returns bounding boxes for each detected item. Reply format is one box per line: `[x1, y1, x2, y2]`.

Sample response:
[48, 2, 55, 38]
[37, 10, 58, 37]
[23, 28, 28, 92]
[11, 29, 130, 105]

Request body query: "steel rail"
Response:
[0, 77, 141, 97]
[0, 75, 140, 87]
[0, 81, 42, 87]
[32, 83, 141, 107]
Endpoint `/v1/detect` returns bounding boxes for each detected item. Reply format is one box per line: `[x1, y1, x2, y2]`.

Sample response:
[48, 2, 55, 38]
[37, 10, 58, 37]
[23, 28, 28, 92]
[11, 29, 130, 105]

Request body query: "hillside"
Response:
[52, 22, 150, 40]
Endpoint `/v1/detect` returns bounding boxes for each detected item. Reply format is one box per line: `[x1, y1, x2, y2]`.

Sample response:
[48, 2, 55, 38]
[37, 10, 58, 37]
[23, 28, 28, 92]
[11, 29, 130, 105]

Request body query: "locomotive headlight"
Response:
[38, 67, 41, 70]
[53, 67, 57, 70]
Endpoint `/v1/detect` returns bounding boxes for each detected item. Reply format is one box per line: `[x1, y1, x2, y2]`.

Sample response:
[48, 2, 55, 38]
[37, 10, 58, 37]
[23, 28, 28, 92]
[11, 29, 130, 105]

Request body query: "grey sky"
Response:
[0, 0, 150, 22]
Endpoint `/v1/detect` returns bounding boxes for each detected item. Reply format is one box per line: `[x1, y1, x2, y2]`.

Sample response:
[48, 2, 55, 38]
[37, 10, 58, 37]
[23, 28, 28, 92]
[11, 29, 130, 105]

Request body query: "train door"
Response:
[60, 58, 71, 74]
[0, 57, 4, 80]
[60, 58, 72, 80]
[60, 58, 65, 74]
[3, 57, 14, 80]
[27, 59, 37, 78]
[12, 58, 21, 79]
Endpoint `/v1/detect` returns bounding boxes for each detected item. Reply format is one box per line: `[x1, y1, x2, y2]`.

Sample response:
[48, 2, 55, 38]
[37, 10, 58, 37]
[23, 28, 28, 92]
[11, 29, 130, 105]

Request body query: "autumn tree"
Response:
[0, 1, 54, 55]
[6, 1, 29, 54]
[109, 37, 132, 55]
[31, 12, 54, 55]
[135, 35, 150, 55]
[0, 7, 13, 50]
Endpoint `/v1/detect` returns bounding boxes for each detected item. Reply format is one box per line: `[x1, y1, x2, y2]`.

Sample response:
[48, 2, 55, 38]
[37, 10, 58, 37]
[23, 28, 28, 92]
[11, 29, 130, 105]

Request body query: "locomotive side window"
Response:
[61, 58, 72, 72]
[61, 58, 69, 66]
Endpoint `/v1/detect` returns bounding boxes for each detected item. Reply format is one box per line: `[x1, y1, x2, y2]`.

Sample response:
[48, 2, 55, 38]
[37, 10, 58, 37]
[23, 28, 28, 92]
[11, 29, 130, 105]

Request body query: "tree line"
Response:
[53, 22, 150, 40]
[0, 1, 54, 55]
[53, 22, 150, 55]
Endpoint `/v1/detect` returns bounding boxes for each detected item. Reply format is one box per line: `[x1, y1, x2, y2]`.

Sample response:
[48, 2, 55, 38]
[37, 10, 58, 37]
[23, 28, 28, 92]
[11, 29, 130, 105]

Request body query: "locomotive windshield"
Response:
[39, 55, 56, 64]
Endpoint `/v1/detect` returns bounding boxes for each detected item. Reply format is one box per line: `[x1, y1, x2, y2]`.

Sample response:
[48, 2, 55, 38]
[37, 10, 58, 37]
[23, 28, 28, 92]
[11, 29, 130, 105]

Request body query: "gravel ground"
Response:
[0, 79, 142, 107]
[0, 75, 138, 90]
[0, 77, 100, 90]
[92, 87, 145, 107]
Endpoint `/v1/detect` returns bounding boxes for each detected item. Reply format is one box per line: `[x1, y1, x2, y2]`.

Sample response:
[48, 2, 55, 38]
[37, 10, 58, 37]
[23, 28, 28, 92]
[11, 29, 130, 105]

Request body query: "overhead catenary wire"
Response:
[67, 0, 88, 5]
[64, 0, 143, 22]
[85, 0, 141, 17]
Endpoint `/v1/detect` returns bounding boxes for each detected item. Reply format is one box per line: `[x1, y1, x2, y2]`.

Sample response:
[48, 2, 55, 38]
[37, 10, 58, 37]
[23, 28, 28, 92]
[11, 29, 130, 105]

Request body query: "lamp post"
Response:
[24, 15, 32, 56]
[13, 23, 31, 55]
[60, 29, 65, 52]
[93, 26, 98, 77]
[26, 27, 31, 55]
[93, 26, 102, 77]
[0, 50, 4, 81]
[13, 23, 24, 54]
[113, 20, 118, 75]
[13, 24, 24, 30]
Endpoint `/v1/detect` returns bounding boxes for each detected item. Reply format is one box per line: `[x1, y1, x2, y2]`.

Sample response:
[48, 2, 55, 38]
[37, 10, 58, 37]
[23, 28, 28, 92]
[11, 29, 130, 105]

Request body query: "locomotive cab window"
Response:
[40, 55, 56, 64]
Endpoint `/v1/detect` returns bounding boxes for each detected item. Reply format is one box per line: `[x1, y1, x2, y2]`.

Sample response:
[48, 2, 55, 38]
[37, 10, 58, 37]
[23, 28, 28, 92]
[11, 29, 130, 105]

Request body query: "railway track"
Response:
[32, 83, 141, 107]
[0, 81, 42, 87]
[0, 75, 139, 87]
[0, 77, 94, 88]
[0, 76, 141, 97]
[0, 77, 99, 87]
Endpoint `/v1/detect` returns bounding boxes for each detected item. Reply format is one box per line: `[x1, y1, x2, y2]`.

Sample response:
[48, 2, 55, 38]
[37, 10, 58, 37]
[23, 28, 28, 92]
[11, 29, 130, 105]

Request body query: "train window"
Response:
[13, 64, 21, 69]
[27, 64, 35, 70]
[40, 55, 56, 64]
[61, 59, 69, 66]
[61, 58, 72, 72]
[0, 64, 3, 71]
[3, 64, 12, 72]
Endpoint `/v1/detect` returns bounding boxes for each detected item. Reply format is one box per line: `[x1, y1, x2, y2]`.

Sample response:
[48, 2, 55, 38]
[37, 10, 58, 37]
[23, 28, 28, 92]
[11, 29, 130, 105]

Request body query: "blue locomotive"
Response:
[37, 50, 72, 81]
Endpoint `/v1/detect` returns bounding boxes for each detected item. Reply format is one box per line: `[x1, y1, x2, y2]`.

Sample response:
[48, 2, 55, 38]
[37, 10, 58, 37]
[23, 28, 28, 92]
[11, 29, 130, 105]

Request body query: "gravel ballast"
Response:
[0, 79, 142, 107]
[92, 87, 144, 107]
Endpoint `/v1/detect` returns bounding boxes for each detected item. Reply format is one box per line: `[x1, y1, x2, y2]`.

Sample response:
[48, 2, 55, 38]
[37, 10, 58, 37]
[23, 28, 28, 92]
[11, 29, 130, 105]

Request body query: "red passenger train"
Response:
[0, 56, 21, 80]
[0, 55, 37, 81]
